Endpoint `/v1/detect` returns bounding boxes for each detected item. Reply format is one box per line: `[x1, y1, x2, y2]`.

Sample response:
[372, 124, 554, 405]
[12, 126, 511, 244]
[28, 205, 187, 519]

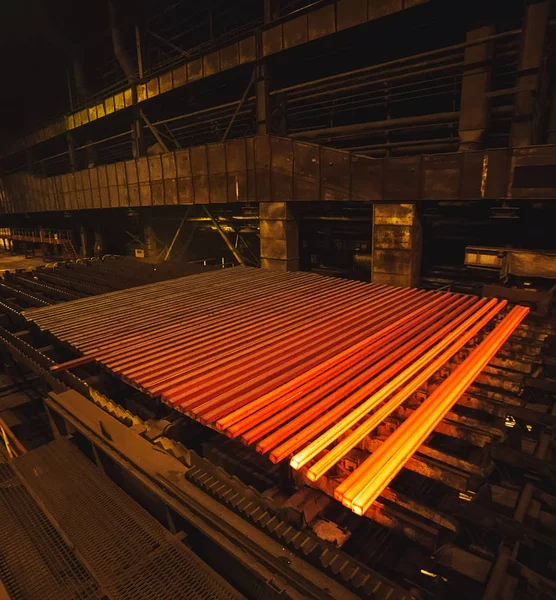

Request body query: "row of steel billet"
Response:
[27, 270, 111, 297]
[7, 274, 84, 302]
[23, 268, 548, 519]
[0, 258, 189, 312]
[57, 261, 156, 288]
[0, 270, 101, 311]
[0, 281, 52, 308]
[3, 285, 556, 596]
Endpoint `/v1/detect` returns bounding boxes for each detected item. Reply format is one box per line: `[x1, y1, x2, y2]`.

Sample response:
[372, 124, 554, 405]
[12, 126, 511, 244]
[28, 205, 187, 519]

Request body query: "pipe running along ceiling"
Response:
[23, 267, 528, 515]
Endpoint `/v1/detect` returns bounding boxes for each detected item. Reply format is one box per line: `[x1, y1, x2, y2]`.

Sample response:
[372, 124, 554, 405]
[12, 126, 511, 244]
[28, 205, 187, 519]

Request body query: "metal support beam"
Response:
[458, 25, 495, 150]
[164, 210, 190, 261]
[202, 206, 246, 266]
[146, 28, 191, 60]
[79, 226, 87, 258]
[175, 222, 199, 261]
[222, 69, 256, 141]
[66, 132, 77, 172]
[482, 479, 536, 600]
[108, 1, 136, 83]
[131, 112, 145, 158]
[93, 230, 104, 258]
[511, 0, 551, 146]
[255, 64, 270, 135]
[143, 224, 158, 259]
[264, 0, 280, 22]
[140, 110, 169, 153]
[132, 28, 145, 158]
[135, 24, 144, 80]
[255, 3, 274, 135]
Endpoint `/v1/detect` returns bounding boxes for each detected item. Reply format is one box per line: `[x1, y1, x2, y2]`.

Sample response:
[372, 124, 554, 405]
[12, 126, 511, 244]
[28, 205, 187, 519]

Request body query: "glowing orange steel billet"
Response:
[166, 287, 425, 415]
[264, 295, 479, 462]
[212, 289, 438, 431]
[292, 297, 501, 472]
[338, 306, 528, 516]
[241, 296, 462, 447]
[307, 300, 506, 482]
[230, 294, 468, 441]
[215, 290, 442, 433]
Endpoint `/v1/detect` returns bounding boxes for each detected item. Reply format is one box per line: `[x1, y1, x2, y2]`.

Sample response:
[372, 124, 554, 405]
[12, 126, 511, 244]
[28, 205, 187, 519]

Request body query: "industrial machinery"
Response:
[0, 257, 555, 600]
[1, 0, 556, 598]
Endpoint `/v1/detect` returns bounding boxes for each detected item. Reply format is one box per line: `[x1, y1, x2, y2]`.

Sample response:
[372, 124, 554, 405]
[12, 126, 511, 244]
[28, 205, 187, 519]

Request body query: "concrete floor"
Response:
[0, 252, 46, 272]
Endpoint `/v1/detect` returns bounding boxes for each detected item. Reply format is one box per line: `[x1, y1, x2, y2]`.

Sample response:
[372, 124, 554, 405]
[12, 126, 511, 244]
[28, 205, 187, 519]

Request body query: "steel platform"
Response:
[0, 438, 245, 600]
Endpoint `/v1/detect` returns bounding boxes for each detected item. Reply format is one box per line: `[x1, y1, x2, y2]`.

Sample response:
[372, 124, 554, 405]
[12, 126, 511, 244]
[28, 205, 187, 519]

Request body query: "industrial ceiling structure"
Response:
[0, 1, 556, 599]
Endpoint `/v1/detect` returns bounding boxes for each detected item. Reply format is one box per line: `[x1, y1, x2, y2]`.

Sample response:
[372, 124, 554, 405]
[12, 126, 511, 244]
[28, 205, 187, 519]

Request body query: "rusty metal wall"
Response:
[1, 136, 556, 214]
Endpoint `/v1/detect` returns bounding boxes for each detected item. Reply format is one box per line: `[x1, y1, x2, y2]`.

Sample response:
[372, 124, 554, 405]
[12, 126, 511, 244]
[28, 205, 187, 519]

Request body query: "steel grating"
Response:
[0, 462, 101, 600]
[12, 438, 245, 600]
[24, 268, 528, 514]
[104, 538, 241, 600]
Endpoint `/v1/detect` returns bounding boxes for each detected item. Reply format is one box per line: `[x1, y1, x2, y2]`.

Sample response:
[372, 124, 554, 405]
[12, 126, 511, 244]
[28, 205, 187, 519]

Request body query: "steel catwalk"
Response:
[24, 267, 528, 514]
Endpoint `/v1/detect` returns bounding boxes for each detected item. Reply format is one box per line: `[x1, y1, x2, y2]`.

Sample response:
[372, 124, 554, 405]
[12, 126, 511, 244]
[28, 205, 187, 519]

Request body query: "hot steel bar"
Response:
[338, 306, 529, 516]
[305, 300, 507, 481]
[290, 298, 501, 471]
[260, 295, 476, 462]
[23, 268, 528, 519]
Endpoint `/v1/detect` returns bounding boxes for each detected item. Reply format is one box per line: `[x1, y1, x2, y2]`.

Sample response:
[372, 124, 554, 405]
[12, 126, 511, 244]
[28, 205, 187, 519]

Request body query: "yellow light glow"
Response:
[420, 570, 438, 578]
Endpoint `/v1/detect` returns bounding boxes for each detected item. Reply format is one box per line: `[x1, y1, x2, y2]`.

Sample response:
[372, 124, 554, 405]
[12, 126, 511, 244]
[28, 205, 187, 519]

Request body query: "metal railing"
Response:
[0, 228, 73, 243]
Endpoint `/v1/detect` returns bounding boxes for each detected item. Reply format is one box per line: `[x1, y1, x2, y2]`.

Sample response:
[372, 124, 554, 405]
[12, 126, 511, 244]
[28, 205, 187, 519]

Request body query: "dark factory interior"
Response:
[1, 1, 556, 599]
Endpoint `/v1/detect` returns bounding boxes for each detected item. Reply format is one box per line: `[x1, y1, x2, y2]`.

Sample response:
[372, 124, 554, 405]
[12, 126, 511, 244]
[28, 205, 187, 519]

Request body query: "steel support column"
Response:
[511, 0, 551, 147]
[458, 25, 495, 150]
[259, 202, 299, 271]
[131, 111, 146, 158]
[66, 132, 77, 172]
[371, 203, 422, 287]
[256, 64, 270, 135]
[93, 230, 104, 258]
[143, 224, 158, 259]
[79, 227, 87, 258]
[547, 76, 556, 144]
[255, 0, 276, 134]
